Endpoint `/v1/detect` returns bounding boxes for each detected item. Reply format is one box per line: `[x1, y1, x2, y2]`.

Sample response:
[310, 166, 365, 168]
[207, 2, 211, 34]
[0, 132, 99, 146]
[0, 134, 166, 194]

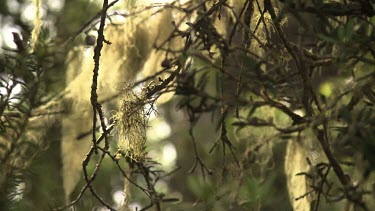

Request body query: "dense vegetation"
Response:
[1, 0, 374, 210]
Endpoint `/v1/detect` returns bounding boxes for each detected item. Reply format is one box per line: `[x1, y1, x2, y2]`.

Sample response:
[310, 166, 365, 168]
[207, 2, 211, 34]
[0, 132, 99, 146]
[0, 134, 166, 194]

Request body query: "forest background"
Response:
[0, 0, 375, 210]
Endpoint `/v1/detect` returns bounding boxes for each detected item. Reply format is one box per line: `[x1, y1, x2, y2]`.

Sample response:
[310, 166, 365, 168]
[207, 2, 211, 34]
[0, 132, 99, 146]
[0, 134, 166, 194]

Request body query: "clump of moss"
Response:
[114, 88, 147, 162]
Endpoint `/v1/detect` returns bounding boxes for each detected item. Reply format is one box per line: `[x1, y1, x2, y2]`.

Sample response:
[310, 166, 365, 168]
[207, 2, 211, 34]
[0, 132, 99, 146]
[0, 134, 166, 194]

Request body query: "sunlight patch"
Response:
[147, 117, 171, 142]
[162, 143, 177, 167]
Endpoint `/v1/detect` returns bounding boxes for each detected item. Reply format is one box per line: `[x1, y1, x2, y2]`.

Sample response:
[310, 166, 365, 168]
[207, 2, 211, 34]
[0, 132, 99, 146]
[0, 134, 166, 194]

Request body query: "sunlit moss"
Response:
[54, 3, 185, 201]
[30, 0, 42, 51]
[114, 89, 147, 162]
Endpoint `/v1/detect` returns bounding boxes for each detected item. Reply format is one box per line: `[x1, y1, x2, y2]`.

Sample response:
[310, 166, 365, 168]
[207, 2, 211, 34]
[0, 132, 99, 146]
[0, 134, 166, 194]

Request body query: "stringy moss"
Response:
[31, 0, 42, 51]
[114, 89, 147, 162]
[60, 4, 174, 199]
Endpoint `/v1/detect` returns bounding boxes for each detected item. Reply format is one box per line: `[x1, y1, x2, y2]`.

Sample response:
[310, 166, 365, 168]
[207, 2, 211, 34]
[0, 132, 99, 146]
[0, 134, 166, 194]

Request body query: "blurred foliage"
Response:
[1, 0, 375, 211]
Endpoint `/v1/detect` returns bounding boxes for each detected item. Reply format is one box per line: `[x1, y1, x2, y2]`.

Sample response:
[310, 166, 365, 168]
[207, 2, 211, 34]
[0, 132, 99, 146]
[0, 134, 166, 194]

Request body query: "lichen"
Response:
[114, 88, 147, 162]
[31, 0, 42, 51]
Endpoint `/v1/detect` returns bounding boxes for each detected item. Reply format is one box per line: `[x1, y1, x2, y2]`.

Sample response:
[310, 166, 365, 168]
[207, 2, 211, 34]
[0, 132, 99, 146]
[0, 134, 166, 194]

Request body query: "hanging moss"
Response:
[114, 88, 147, 162]
[30, 0, 42, 51]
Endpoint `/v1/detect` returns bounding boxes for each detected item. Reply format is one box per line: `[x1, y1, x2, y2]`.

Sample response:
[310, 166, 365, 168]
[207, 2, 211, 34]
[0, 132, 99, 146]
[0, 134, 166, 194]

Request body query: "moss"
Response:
[114, 88, 147, 162]
[30, 0, 42, 51]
